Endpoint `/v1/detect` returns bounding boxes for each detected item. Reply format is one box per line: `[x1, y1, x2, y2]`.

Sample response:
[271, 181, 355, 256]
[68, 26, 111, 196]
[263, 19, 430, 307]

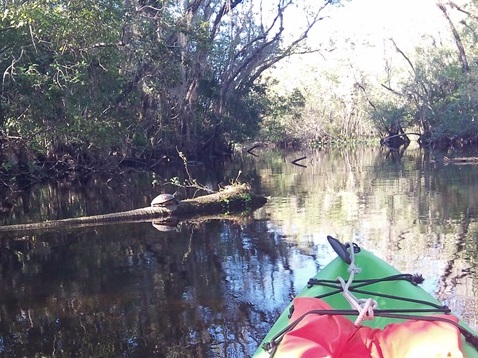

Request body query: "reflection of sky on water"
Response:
[253, 147, 478, 335]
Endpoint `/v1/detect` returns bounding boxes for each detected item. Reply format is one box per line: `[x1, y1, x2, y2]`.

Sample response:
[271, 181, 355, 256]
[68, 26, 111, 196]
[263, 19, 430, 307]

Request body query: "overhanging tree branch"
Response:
[220, 0, 335, 103]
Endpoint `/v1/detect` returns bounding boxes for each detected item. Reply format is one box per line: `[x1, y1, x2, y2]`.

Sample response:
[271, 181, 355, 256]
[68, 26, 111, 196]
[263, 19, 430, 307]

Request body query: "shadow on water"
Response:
[0, 218, 307, 357]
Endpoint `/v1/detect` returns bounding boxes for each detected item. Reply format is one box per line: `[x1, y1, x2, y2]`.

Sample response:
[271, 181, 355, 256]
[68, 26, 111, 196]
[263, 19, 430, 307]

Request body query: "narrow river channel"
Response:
[0, 145, 477, 357]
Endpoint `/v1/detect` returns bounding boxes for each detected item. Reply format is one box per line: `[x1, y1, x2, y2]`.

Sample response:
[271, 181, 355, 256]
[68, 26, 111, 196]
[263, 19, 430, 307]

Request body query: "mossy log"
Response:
[0, 184, 267, 233]
[174, 184, 265, 215]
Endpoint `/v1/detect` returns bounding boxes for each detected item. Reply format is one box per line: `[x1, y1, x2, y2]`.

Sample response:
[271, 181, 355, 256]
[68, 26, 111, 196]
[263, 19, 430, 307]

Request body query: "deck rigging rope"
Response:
[337, 242, 378, 326]
[261, 241, 478, 356]
[263, 308, 478, 355]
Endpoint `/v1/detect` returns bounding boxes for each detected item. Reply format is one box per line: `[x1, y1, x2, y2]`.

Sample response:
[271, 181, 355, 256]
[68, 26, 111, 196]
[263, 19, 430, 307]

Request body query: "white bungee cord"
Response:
[337, 243, 378, 326]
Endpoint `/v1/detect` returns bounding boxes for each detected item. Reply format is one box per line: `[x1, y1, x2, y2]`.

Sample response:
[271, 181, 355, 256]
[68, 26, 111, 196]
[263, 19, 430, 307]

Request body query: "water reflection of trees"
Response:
[0, 164, 190, 226]
[251, 147, 478, 329]
[2, 147, 478, 356]
[0, 218, 301, 357]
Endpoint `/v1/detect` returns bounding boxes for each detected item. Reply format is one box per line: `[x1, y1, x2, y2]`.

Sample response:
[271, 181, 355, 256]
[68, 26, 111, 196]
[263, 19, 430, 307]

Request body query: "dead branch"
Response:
[389, 38, 416, 74]
[381, 83, 404, 97]
[247, 144, 260, 157]
[291, 156, 307, 168]
[447, 1, 478, 22]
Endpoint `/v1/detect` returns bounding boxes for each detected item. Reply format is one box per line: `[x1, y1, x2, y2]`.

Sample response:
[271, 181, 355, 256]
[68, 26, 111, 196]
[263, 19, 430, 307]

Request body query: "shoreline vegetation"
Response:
[2, 1, 478, 187]
[1, 135, 478, 192]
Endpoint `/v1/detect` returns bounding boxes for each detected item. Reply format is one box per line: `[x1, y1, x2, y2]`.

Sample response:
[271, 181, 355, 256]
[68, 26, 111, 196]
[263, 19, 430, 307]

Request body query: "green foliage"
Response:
[369, 40, 478, 144]
[258, 1, 478, 148]
[261, 68, 377, 145]
[1, 0, 129, 152]
[368, 99, 414, 135]
[260, 87, 306, 142]
[1, 0, 342, 162]
[224, 85, 270, 143]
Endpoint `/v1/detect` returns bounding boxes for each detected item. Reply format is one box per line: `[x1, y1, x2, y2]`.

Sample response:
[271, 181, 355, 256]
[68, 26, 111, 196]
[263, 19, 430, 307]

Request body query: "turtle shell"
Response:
[151, 193, 177, 207]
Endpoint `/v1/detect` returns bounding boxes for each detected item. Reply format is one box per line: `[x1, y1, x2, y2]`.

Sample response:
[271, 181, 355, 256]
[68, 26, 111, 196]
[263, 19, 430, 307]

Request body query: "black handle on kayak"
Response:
[327, 235, 359, 264]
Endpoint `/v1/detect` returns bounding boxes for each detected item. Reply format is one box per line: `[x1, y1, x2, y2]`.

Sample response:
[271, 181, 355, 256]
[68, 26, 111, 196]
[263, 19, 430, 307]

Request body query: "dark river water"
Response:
[0, 145, 477, 357]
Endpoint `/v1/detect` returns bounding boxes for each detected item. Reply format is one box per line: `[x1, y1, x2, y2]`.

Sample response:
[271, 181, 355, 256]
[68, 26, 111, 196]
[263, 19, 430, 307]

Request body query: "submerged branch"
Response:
[291, 156, 307, 168]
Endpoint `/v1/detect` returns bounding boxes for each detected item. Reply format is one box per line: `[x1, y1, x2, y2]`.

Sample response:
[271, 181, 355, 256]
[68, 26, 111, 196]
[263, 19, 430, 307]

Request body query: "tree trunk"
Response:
[437, 3, 469, 72]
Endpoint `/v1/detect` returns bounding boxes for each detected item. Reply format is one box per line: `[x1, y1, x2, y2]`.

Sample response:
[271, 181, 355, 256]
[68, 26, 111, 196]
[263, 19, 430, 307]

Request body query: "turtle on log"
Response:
[150, 193, 179, 211]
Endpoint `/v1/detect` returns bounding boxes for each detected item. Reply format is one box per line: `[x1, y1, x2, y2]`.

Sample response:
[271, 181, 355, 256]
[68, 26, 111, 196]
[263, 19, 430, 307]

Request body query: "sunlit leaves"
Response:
[370, 28, 478, 143]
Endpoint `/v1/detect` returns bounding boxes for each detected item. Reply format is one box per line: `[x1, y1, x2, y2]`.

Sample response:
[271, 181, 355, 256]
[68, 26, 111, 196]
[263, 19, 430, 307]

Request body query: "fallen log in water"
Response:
[0, 183, 267, 233]
[443, 156, 478, 165]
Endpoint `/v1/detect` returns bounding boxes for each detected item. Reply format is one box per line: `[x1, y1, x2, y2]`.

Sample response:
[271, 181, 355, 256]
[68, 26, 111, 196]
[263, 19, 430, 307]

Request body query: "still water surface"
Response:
[0, 146, 477, 357]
